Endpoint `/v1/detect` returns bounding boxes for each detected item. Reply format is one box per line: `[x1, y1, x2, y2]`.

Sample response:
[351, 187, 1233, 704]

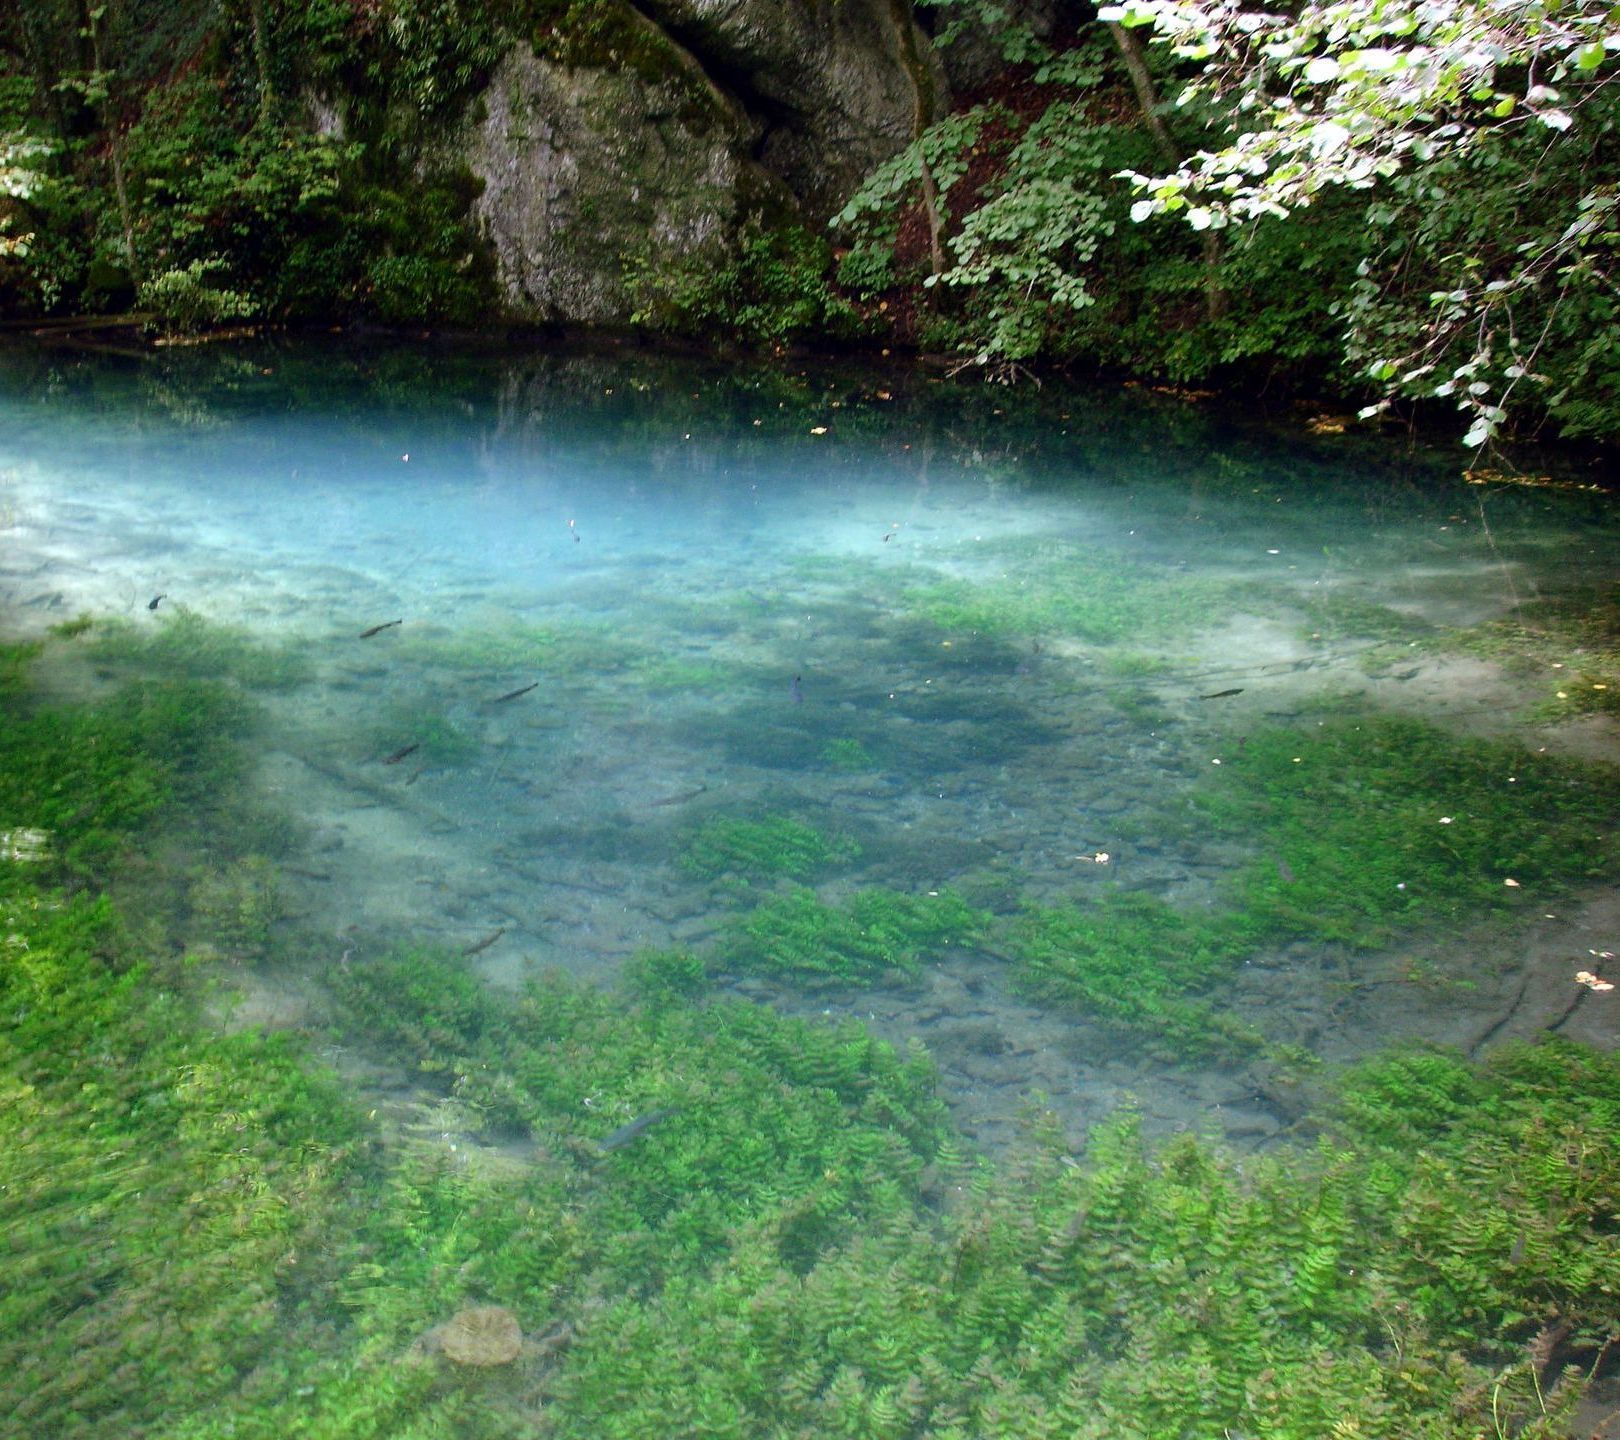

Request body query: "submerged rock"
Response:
[437, 1304, 523, 1367]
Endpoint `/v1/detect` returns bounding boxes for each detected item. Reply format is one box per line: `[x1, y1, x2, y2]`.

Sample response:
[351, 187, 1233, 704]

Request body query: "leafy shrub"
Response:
[628, 220, 868, 349]
[138, 259, 258, 332]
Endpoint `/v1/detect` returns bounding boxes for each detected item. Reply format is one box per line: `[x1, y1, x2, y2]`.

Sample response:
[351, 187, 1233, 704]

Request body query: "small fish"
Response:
[1276, 858, 1296, 884]
[1198, 688, 1245, 700]
[147, 594, 166, 611]
[790, 675, 803, 705]
[488, 681, 539, 705]
[359, 619, 402, 639]
[462, 927, 506, 957]
[596, 1106, 678, 1154]
[649, 783, 708, 808]
[382, 742, 420, 765]
[882, 532, 894, 542]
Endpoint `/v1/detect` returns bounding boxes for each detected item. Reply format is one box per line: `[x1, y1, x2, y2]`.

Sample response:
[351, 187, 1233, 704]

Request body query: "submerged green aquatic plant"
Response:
[86, 606, 311, 688]
[1297, 591, 1432, 644]
[679, 814, 860, 883]
[0, 677, 251, 879]
[1205, 715, 1619, 945]
[820, 736, 878, 771]
[6, 609, 1620, 1440]
[186, 854, 278, 960]
[394, 616, 643, 677]
[903, 543, 1226, 645]
[721, 886, 988, 984]
[367, 702, 478, 766]
[1011, 893, 1265, 1059]
[1438, 581, 1620, 719]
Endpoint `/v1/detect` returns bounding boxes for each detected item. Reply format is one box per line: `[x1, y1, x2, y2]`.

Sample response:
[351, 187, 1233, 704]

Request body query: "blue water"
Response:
[2, 338, 1616, 1151]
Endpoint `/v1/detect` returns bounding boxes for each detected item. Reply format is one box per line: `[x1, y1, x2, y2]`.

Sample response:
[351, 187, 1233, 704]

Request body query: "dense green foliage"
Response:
[4, 0, 1615, 436]
[1212, 716, 1619, 943]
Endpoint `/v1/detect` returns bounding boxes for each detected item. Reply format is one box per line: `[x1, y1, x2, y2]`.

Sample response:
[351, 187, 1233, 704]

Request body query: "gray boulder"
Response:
[454, 0, 944, 322]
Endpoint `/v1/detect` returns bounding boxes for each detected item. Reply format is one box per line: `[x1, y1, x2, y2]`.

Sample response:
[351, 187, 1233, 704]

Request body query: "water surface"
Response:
[2, 339, 1616, 1153]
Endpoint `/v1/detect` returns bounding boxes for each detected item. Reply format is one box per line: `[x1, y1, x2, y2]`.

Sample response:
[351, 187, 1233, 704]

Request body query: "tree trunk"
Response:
[248, 0, 275, 126]
[79, 0, 139, 285]
[887, 0, 948, 279]
[1107, 20, 1227, 322]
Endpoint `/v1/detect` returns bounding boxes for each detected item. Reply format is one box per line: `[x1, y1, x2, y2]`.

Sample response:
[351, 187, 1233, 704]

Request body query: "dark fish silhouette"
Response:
[359, 619, 402, 639]
[596, 1106, 678, 1154]
[147, 594, 166, 611]
[649, 784, 708, 808]
[462, 927, 506, 957]
[1198, 688, 1245, 700]
[381, 742, 420, 765]
[489, 681, 538, 705]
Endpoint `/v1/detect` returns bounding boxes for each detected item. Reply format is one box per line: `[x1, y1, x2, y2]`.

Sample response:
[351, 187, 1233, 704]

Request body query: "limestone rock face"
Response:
[464, 47, 759, 324]
[454, 0, 945, 323]
[635, 0, 945, 216]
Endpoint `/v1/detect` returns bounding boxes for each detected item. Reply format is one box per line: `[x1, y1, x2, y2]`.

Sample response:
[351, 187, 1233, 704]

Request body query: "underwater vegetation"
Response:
[392, 616, 645, 679]
[84, 606, 313, 689]
[1004, 714, 1619, 1054]
[821, 736, 879, 771]
[4, 625, 1620, 1440]
[678, 813, 860, 884]
[365, 700, 480, 767]
[0, 675, 252, 880]
[1295, 590, 1434, 645]
[537, 1038, 1620, 1440]
[720, 887, 990, 984]
[186, 855, 279, 961]
[902, 542, 1228, 645]
[1011, 894, 1265, 1060]
[1210, 715, 1620, 946]
[1438, 581, 1620, 719]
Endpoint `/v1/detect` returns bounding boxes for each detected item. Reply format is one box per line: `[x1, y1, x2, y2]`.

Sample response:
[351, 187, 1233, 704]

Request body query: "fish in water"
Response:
[488, 681, 539, 705]
[359, 619, 402, 639]
[462, 927, 506, 957]
[382, 742, 421, 765]
[595, 1106, 679, 1155]
[148, 594, 166, 611]
[790, 675, 803, 705]
[1198, 688, 1245, 700]
[649, 783, 708, 808]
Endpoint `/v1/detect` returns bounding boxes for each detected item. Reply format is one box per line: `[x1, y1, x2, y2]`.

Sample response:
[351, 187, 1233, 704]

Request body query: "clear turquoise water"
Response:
[2, 339, 1616, 1150]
